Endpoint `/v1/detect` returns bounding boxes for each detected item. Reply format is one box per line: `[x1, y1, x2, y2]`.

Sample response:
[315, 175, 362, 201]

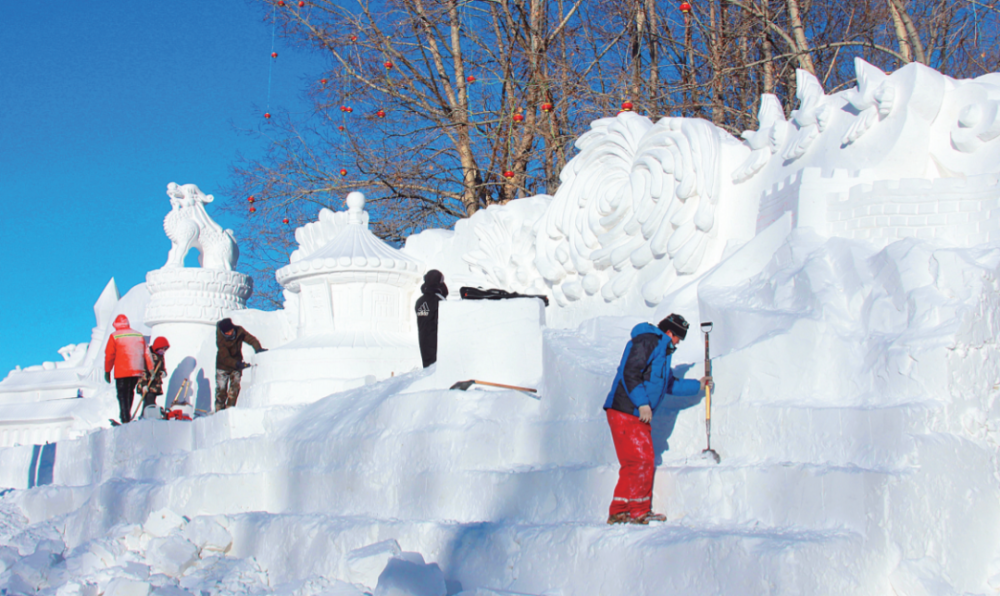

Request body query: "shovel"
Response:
[701, 322, 721, 464]
[450, 380, 537, 393]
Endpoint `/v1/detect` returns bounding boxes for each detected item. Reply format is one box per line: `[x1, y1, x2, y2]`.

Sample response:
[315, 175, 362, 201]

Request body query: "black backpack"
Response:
[459, 286, 550, 307]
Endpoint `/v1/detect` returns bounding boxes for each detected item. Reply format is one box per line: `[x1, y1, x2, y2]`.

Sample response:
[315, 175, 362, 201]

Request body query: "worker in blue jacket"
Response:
[604, 313, 710, 524]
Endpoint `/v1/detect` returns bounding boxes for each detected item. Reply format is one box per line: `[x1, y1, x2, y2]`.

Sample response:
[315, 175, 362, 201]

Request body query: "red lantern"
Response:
[338, 125, 345, 131]
[298, 1, 305, 6]
[340, 168, 348, 176]
[621, 101, 633, 111]
[264, 112, 271, 119]
[277, 0, 285, 5]
[680, 2, 692, 12]
[249, 206, 257, 213]
[513, 113, 525, 123]
[467, 75, 476, 83]
[283, 218, 290, 224]
[347, 106, 353, 113]
[340, 105, 347, 112]
[350, 35, 358, 42]
[320, 78, 328, 85]
[384, 61, 393, 69]
[271, 52, 278, 59]
[503, 170, 515, 178]
[376, 110, 386, 118]
[248, 196, 255, 203]
[541, 102, 553, 112]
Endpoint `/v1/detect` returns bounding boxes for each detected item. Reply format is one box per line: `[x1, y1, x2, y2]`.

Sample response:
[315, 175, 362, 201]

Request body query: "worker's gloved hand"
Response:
[105, 372, 111, 383]
[638, 405, 653, 424]
[700, 376, 714, 392]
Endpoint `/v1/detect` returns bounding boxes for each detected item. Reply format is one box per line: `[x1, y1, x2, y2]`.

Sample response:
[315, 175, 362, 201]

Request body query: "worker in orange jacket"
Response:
[104, 314, 153, 424]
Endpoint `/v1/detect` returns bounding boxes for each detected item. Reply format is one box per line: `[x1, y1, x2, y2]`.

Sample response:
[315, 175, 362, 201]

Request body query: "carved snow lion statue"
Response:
[163, 182, 239, 270]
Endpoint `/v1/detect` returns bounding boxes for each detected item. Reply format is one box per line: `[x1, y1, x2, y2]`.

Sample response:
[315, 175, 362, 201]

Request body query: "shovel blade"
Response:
[702, 448, 721, 464]
[449, 380, 476, 391]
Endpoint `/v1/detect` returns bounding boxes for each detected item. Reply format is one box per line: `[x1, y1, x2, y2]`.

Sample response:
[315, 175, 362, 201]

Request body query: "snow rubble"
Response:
[4, 59, 1000, 594]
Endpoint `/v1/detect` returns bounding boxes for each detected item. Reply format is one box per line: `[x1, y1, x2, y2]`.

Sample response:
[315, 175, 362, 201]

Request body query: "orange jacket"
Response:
[104, 315, 153, 378]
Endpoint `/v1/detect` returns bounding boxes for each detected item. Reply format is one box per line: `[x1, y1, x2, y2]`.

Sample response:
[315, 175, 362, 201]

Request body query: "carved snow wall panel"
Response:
[827, 173, 1000, 247]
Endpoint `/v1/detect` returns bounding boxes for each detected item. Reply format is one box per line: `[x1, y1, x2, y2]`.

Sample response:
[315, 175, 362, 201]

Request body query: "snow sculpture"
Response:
[163, 182, 239, 270]
[145, 184, 254, 413]
[243, 192, 423, 406]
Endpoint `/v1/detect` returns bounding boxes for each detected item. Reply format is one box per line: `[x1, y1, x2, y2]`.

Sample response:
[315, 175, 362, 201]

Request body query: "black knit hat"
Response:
[217, 318, 235, 333]
[657, 313, 689, 340]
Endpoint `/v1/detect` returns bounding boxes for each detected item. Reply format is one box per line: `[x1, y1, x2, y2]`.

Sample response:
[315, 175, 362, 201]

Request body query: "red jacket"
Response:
[104, 315, 153, 378]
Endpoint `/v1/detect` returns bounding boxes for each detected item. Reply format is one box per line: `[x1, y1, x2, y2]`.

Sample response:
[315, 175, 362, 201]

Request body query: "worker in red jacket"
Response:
[104, 314, 153, 424]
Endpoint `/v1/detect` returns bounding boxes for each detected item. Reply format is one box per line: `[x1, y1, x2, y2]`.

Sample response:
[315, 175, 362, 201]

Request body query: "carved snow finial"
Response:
[842, 58, 896, 146]
[347, 192, 366, 225]
[782, 70, 833, 161]
[732, 94, 788, 183]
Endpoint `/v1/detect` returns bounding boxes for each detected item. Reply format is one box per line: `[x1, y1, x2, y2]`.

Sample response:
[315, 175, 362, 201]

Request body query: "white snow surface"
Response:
[3, 226, 1000, 594]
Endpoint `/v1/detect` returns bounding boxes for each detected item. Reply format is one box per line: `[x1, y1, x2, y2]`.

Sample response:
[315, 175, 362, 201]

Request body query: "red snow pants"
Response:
[606, 408, 655, 519]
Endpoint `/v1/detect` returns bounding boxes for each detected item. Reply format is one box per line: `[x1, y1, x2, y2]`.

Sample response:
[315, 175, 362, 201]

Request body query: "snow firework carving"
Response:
[534, 113, 722, 306]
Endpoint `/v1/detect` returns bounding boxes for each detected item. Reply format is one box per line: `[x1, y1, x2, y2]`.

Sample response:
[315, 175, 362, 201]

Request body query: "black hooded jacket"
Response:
[415, 270, 449, 367]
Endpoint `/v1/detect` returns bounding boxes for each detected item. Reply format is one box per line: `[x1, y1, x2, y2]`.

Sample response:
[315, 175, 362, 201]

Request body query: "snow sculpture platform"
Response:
[405, 297, 546, 393]
[241, 193, 423, 407]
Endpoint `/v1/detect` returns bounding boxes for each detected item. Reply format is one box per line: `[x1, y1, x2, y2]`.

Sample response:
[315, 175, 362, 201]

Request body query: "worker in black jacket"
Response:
[415, 270, 448, 367]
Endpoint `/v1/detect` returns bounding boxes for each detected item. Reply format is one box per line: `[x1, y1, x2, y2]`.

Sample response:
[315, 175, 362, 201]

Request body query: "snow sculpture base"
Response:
[144, 268, 253, 414]
[145, 268, 252, 326]
[406, 298, 546, 393]
[238, 333, 421, 408]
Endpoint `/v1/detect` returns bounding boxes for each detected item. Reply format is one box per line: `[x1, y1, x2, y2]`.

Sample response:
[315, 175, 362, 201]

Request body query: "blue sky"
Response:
[0, 1, 321, 374]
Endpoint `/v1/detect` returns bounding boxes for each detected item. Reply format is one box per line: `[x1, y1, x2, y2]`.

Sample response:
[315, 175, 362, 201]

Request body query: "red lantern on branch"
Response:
[541, 103, 553, 112]
[298, 1, 305, 6]
[680, 2, 692, 12]
[264, 112, 271, 119]
[513, 113, 525, 123]
[277, 0, 285, 5]
[467, 75, 476, 83]
[320, 78, 328, 85]
[283, 218, 290, 224]
[340, 168, 348, 176]
[271, 52, 278, 59]
[376, 110, 386, 118]
[338, 125, 345, 131]
[503, 170, 515, 178]
[350, 35, 358, 42]
[249, 206, 257, 213]
[384, 61, 393, 69]
[248, 196, 255, 203]
[346, 106, 353, 113]
[621, 101, 634, 111]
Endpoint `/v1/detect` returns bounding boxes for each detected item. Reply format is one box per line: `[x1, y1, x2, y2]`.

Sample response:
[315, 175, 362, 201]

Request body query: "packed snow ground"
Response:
[3, 225, 1000, 595]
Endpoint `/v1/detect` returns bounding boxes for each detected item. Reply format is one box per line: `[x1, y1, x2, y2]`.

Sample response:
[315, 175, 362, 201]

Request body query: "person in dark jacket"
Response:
[138, 337, 170, 415]
[415, 270, 448, 368]
[104, 314, 154, 424]
[603, 313, 711, 525]
[215, 318, 265, 412]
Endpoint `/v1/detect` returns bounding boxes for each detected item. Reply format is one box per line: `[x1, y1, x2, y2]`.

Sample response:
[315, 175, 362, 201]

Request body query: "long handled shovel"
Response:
[131, 359, 165, 421]
[701, 322, 721, 464]
[450, 380, 537, 393]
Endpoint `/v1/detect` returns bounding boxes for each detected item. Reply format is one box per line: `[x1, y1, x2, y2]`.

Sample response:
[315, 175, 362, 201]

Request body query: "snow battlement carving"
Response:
[163, 182, 239, 270]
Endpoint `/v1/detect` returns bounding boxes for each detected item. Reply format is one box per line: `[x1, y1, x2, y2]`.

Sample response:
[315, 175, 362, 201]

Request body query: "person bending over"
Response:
[215, 318, 265, 412]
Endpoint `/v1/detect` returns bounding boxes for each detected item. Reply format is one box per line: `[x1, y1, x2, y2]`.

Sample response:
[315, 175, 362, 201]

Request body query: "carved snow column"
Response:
[144, 182, 252, 414]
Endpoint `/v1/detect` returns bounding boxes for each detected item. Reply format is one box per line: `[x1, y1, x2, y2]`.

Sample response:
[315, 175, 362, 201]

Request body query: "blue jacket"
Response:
[603, 322, 701, 417]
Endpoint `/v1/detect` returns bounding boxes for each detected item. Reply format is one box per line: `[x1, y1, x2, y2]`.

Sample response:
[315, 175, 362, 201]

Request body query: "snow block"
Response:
[144, 535, 199, 578]
[103, 578, 151, 596]
[143, 509, 187, 538]
[182, 517, 232, 554]
[65, 540, 117, 576]
[374, 556, 447, 596]
[344, 539, 402, 588]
